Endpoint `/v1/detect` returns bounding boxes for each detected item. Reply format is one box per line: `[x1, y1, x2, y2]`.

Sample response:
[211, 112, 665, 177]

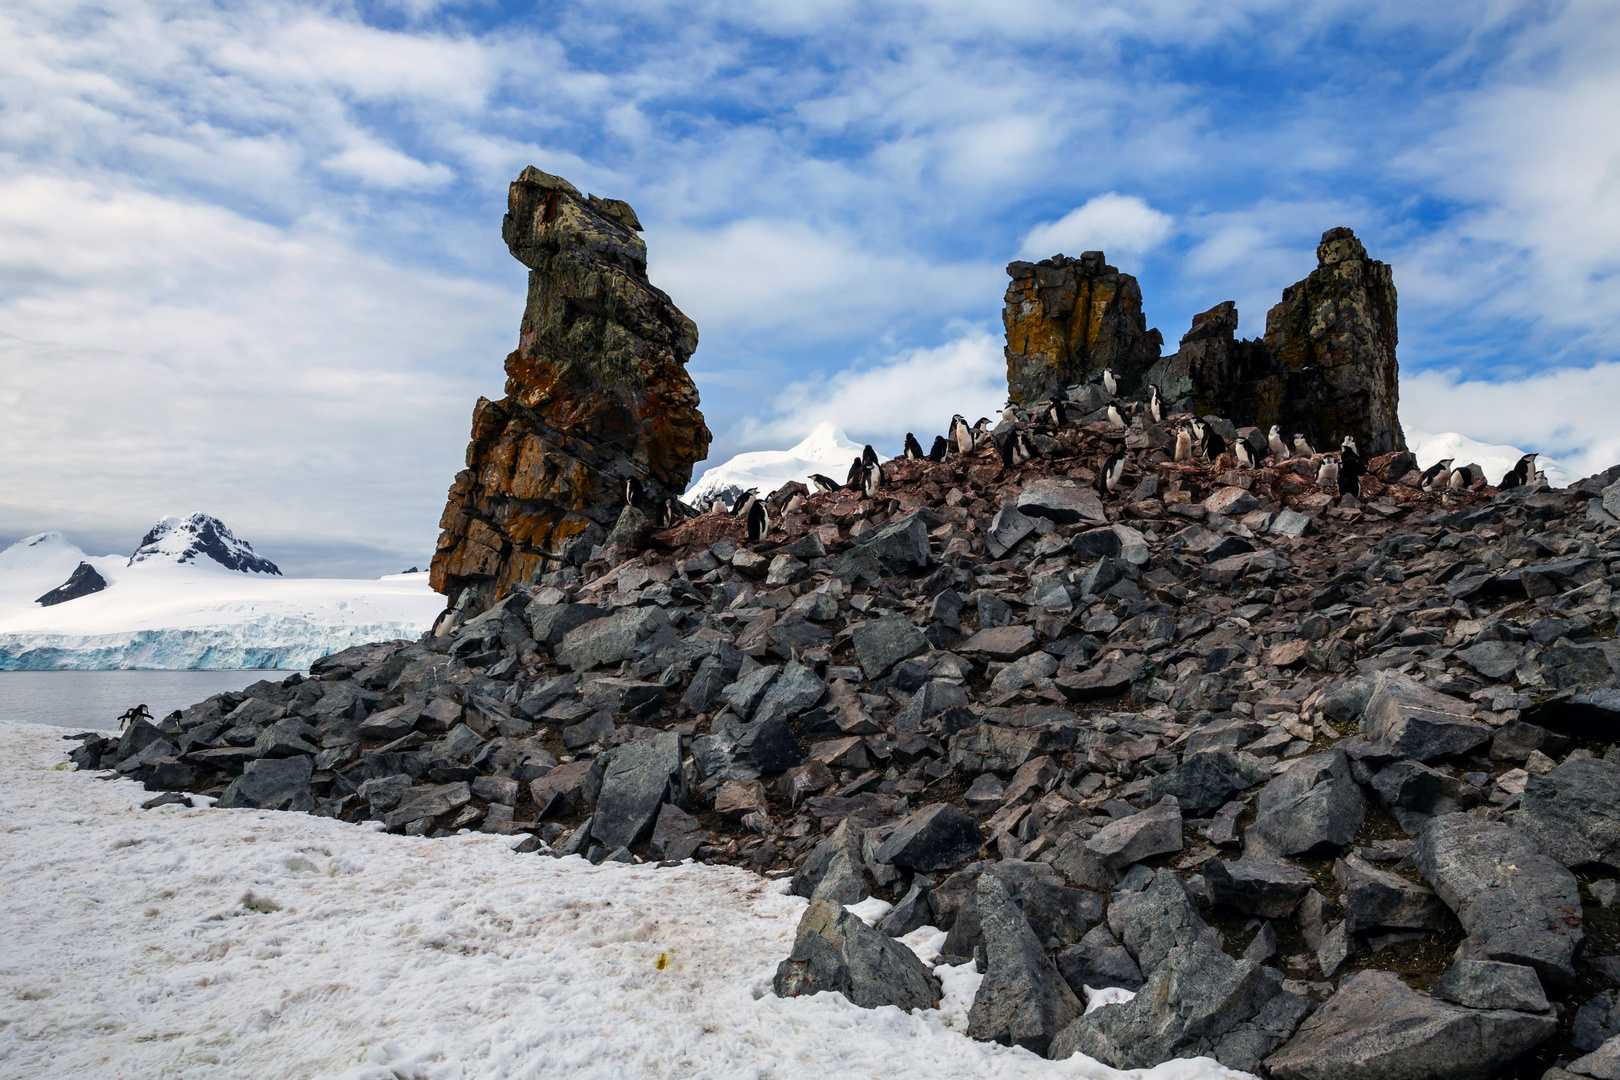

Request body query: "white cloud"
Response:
[1020, 193, 1174, 261]
[324, 135, 454, 189]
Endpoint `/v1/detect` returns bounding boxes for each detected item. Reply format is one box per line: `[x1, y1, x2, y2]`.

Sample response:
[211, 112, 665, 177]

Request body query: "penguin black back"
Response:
[928, 435, 948, 462]
[625, 476, 645, 507]
[1339, 446, 1365, 498]
[846, 457, 865, 489]
[903, 433, 924, 460]
[747, 499, 769, 542]
[862, 444, 879, 467]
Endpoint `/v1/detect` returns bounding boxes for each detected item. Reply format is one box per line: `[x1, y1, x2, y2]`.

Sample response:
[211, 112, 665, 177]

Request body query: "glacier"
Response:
[685, 421, 868, 508]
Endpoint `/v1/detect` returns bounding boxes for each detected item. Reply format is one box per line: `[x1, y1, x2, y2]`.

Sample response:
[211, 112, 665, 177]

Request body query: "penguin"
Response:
[1339, 440, 1365, 498]
[1500, 453, 1537, 489]
[1341, 435, 1359, 457]
[1102, 367, 1118, 396]
[1174, 423, 1194, 463]
[862, 444, 879, 468]
[1449, 464, 1479, 491]
[625, 476, 645, 507]
[928, 435, 948, 462]
[862, 459, 884, 498]
[903, 433, 924, 460]
[971, 418, 993, 449]
[1035, 399, 1065, 430]
[948, 414, 972, 455]
[1418, 458, 1454, 492]
[809, 473, 839, 495]
[746, 499, 770, 542]
[1106, 404, 1126, 428]
[1001, 401, 1022, 424]
[1268, 424, 1290, 461]
[1147, 384, 1162, 424]
[846, 456, 865, 489]
[1292, 433, 1316, 458]
[1317, 455, 1340, 491]
[1199, 425, 1227, 462]
[734, 491, 758, 521]
[1235, 439, 1256, 469]
[998, 429, 1035, 468]
[1097, 447, 1128, 498]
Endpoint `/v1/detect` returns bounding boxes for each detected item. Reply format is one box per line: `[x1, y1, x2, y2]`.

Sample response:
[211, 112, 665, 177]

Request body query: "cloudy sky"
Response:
[1, 0, 1617, 576]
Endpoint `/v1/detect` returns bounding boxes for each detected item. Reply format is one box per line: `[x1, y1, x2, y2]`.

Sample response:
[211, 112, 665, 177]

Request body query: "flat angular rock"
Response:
[1017, 479, 1106, 525]
[1249, 748, 1365, 857]
[1269, 509, 1318, 538]
[554, 606, 669, 671]
[1362, 672, 1491, 761]
[791, 819, 865, 899]
[1203, 855, 1313, 918]
[773, 900, 939, 1011]
[1264, 970, 1555, 1080]
[872, 803, 982, 872]
[1334, 852, 1449, 933]
[1084, 795, 1183, 869]
[751, 662, 826, 725]
[966, 874, 1083, 1057]
[1570, 1036, 1620, 1080]
[1414, 812, 1583, 989]
[719, 664, 779, 718]
[529, 759, 591, 818]
[1146, 750, 1268, 816]
[855, 512, 931, 571]
[649, 801, 705, 861]
[525, 602, 607, 646]
[939, 861, 1102, 954]
[1107, 869, 1220, 974]
[1203, 486, 1260, 517]
[956, 623, 1038, 662]
[985, 504, 1037, 559]
[383, 781, 471, 831]
[591, 732, 682, 850]
[1055, 656, 1144, 702]
[580, 677, 664, 715]
[808, 849, 868, 906]
[1432, 959, 1549, 1013]
[1455, 640, 1525, 680]
[1056, 924, 1143, 994]
[851, 614, 930, 679]
[949, 723, 1076, 776]
[217, 755, 314, 812]
[1517, 757, 1620, 872]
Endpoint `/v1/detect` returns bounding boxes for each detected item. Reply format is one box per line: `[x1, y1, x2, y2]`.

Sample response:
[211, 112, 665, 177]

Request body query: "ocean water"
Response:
[0, 669, 300, 729]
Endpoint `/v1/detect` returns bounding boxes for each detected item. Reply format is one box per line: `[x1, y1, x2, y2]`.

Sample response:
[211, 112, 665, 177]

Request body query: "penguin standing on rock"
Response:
[625, 477, 645, 508]
[1106, 404, 1126, 428]
[1147, 384, 1163, 424]
[845, 457, 866, 490]
[948, 415, 972, 455]
[1198, 422, 1227, 462]
[1500, 453, 1538, 489]
[1235, 440, 1256, 469]
[1449, 464, 1479, 491]
[1339, 436, 1364, 497]
[1102, 368, 1118, 395]
[1419, 458, 1454, 492]
[862, 444, 879, 468]
[928, 435, 948, 462]
[1174, 424, 1194, 463]
[1292, 433, 1316, 458]
[862, 459, 884, 498]
[809, 473, 839, 495]
[903, 433, 924, 460]
[1317, 455, 1340, 491]
[1097, 447, 1128, 498]
[1268, 425, 1290, 461]
[971, 418, 993, 449]
[999, 429, 1035, 468]
[734, 490, 758, 521]
[746, 499, 770, 542]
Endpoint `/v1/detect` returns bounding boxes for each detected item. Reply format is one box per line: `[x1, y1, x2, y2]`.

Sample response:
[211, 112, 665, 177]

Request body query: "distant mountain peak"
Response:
[129, 513, 281, 575]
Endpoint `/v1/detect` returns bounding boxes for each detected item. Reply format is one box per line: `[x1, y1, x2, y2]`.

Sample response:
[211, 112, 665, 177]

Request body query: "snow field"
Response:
[0, 724, 1249, 1080]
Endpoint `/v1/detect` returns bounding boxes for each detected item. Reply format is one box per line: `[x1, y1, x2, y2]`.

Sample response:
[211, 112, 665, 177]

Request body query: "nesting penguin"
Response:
[1339, 436, 1364, 498]
[1101, 367, 1118, 395]
[927, 435, 948, 462]
[1268, 424, 1290, 461]
[1418, 457, 1454, 492]
[1500, 453, 1538, 489]
[809, 473, 839, 495]
[746, 499, 770, 542]
[1448, 464, 1480, 491]
[1174, 423, 1194, 463]
[1097, 447, 1128, 498]
[903, 433, 924, 460]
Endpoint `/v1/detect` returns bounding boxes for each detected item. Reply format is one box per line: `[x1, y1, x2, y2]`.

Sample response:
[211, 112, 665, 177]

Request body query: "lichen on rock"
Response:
[430, 168, 711, 612]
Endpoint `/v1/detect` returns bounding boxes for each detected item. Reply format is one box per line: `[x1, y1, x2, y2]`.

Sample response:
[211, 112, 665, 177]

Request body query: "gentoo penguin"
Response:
[862, 459, 884, 498]
[927, 435, 948, 462]
[1500, 453, 1538, 489]
[903, 433, 924, 460]
[1339, 438, 1364, 497]
[1101, 367, 1118, 396]
[948, 414, 972, 454]
[1317, 455, 1340, 491]
[862, 444, 879, 468]
[1235, 439, 1256, 469]
[846, 456, 865, 489]
[625, 476, 645, 507]
[1268, 424, 1290, 461]
[1147, 384, 1162, 424]
[809, 473, 839, 495]
[1292, 433, 1316, 458]
[1418, 458, 1454, 492]
[1097, 448, 1128, 498]
[1174, 423, 1194, 463]
[746, 499, 770, 542]
[1106, 404, 1126, 428]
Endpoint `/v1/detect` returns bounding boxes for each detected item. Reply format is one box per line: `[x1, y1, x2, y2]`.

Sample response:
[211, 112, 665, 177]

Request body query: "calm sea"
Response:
[0, 669, 302, 729]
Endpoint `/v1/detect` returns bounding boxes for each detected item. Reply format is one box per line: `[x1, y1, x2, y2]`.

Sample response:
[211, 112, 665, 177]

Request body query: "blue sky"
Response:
[1, 0, 1617, 575]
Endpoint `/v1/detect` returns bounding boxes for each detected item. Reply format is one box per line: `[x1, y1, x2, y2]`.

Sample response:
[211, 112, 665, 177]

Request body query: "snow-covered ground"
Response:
[0, 532, 443, 670]
[0, 722, 1248, 1080]
[1406, 429, 1574, 487]
[685, 422, 868, 508]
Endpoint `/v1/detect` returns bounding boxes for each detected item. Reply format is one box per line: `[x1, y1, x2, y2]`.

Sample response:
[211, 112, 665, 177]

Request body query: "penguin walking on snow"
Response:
[1097, 447, 1128, 499]
[1339, 436, 1364, 497]
[903, 433, 924, 460]
[1268, 425, 1290, 461]
[1418, 458, 1454, 492]
[809, 473, 839, 495]
[746, 499, 770, 542]
[927, 435, 948, 462]
[1500, 453, 1538, 489]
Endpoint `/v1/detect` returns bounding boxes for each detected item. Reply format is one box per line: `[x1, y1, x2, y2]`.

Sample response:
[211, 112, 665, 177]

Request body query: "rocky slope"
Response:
[71, 394, 1620, 1077]
[430, 169, 711, 616]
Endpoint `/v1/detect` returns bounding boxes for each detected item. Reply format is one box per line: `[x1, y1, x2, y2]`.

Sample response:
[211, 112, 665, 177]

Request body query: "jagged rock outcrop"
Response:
[1002, 251, 1162, 406]
[431, 169, 711, 612]
[35, 562, 107, 606]
[1146, 227, 1404, 454]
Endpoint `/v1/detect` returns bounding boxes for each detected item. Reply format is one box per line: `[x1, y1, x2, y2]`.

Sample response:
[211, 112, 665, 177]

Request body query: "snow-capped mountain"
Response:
[1407, 430, 1574, 488]
[0, 519, 443, 671]
[128, 512, 281, 574]
[685, 422, 869, 508]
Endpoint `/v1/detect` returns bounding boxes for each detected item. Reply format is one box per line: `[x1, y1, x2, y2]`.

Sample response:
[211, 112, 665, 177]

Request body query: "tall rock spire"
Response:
[430, 169, 711, 612]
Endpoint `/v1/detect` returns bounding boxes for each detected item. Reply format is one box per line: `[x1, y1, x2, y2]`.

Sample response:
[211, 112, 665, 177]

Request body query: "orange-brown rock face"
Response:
[430, 169, 711, 611]
[1002, 251, 1163, 406]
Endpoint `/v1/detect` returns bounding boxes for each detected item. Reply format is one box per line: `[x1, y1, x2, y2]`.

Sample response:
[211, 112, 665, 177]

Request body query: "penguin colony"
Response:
[626, 367, 1547, 537]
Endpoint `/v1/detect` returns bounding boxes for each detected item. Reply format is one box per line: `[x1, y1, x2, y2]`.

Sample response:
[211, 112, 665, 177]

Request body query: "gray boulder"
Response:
[1432, 959, 1550, 1013]
[809, 849, 869, 906]
[1264, 970, 1555, 1080]
[1334, 852, 1450, 933]
[383, 781, 471, 831]
[939, 860, 1101, 955]
[1362, 672, 1491, 761]
[1108, 869, 1220, 974]
[1146, 750, 1268, 816]
[1249, 748, 1365, 856]
[1516, 756, 1620, 871]
[218, 756, 314, 812]
[792, 820, 864, 899]
[872, 803, 982, 872]
[554, 606, 669, 671]
[1017, 478, 1106, 526]
[1083, 795, 1183, 869]
[1055, 924, 1143, 993]
[1203, 855, 1313, 918]
[984, 505, 1037, 559]
[752, 662, 826, 725]
[1414, 812, 1583, 989]
[877, 875, 934, 938]
[966, 874, 1083, 1056]
[591, 732, 682, 850]
[851, 614, 930, 679]
[1570, 1037, 1620, 1080]
[772, 900, 940, 1011]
